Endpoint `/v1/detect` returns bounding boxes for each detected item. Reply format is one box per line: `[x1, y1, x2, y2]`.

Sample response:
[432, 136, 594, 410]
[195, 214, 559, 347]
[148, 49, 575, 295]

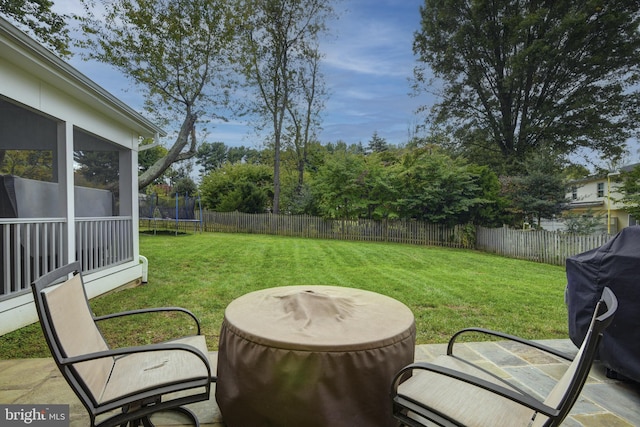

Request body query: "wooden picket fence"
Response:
[476, 226, 611, 266]
[143, 211, 613, 266]
[199, 211, 473, 248]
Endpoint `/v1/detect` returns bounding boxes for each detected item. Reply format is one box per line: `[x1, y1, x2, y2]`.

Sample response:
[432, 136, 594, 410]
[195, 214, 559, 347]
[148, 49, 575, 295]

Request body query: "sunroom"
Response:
[0, 16, 164, 335]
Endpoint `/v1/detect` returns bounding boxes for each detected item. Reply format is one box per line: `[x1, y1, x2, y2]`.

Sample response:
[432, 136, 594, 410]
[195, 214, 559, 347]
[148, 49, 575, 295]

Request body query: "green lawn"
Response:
[0, 232, 569, 359]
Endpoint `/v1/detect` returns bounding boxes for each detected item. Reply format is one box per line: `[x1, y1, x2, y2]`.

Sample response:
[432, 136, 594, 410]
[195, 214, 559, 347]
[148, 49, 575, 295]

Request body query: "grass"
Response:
[0, 232, 569, 359]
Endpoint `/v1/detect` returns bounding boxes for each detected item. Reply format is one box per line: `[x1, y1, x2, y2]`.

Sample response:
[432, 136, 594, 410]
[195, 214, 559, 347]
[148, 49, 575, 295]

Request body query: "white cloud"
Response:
[321, 0, 422, 78]
[49, 0, 429, 147]
[323, 16, 416, 78]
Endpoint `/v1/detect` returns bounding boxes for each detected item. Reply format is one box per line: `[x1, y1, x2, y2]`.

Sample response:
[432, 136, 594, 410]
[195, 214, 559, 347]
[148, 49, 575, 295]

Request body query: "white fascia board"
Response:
[0, 17, 165, 140]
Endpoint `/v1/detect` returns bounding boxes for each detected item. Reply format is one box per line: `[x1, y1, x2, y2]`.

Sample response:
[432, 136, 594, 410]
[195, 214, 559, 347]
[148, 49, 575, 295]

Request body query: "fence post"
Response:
[193, 211, 612, 266]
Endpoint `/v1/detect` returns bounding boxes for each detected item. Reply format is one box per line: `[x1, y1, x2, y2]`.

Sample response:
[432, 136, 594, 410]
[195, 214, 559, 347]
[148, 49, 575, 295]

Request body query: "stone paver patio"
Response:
[1, 339, 638, 426]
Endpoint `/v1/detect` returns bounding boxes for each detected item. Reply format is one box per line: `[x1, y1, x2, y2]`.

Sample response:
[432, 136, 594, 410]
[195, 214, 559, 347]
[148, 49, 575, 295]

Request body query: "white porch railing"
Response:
[1, 219, 66, 298]
[75, 217, 134, 272]
[0, 217, 133, 299]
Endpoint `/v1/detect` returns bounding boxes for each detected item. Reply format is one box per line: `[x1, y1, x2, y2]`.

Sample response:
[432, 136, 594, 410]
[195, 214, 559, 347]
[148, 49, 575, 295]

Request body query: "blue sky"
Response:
[320, 0, 428, 146]
[54, 0, 430, 149]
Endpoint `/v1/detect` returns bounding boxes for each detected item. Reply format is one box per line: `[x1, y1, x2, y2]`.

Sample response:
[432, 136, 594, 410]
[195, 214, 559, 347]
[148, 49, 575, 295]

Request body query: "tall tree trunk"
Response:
[138, 112, 197, 190]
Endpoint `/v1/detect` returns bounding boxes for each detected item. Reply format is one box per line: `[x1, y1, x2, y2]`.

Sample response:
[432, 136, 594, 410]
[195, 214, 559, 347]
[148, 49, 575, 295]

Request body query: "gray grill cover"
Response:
[566, 226, 640, 382]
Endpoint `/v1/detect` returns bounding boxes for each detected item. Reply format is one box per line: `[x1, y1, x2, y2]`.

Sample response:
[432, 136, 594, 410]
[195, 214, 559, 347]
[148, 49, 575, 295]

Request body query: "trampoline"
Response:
[139, 192, 203, 235]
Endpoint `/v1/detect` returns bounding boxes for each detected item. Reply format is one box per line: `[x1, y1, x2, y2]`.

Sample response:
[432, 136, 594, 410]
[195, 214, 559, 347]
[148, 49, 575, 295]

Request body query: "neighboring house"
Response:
[565, 164, 639, 234]
[0, 17, 165, 335]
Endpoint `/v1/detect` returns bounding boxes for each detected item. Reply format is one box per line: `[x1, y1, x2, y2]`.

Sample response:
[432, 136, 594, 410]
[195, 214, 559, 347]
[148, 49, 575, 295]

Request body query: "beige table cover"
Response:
[216, 285, 416, 427]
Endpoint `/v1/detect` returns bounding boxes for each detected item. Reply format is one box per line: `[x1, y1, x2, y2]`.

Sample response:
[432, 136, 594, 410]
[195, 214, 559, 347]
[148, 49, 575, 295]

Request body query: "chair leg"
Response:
[121, 398, 159, 427]
[121, 397, 199, 427]
[119, 418, 148, 427]
[140, 407, 199, 427]
[123, 407, 199, 427]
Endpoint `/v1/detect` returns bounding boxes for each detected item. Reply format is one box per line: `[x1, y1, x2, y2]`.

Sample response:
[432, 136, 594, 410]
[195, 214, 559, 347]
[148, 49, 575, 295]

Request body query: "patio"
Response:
[1, 339, 638, 426]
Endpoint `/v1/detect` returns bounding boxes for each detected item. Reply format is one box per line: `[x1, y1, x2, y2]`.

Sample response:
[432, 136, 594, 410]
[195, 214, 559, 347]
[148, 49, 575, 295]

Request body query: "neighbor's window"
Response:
[571, 186, 578, 200]
[597, 182, 605, 197]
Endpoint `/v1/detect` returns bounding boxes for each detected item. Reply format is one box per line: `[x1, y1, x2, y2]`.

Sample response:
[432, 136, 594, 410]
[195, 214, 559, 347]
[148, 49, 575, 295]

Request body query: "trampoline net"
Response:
[139, 193, 199, 220]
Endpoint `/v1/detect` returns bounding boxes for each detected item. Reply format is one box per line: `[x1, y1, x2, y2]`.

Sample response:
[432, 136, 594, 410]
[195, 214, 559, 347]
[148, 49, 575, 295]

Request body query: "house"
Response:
[0, 17, 165, 335]
[565, 164, 639, 234]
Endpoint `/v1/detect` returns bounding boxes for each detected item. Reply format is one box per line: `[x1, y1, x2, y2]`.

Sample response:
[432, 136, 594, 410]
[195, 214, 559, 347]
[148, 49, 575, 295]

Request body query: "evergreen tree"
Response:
[502, 153, 568, 227]
[367, 131, 389, 153]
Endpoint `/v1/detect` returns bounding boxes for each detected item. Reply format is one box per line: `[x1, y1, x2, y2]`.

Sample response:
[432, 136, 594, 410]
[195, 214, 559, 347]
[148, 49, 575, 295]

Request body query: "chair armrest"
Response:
[60, 342, 212, 379]
[94, 307, 202, 335]
[447, 327, 574, 361]
[391, 361, 561, 418]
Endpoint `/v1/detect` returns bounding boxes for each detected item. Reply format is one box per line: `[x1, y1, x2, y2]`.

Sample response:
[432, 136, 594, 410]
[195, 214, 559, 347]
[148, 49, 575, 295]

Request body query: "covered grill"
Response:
[566, 226, 640, 382]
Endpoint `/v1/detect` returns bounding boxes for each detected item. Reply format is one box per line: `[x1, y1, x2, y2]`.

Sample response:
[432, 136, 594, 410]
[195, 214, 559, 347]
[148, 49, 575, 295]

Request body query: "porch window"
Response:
[1, 97, 63, 298]
[1, 98, 134, 298]
[74, 129, 121, 217]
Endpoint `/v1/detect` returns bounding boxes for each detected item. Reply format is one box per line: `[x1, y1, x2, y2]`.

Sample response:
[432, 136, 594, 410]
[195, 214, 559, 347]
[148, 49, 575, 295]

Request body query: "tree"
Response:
[77, 0, 237, 189]
[0, 149, 53, 181]
[367, 131, 389, 154]
[311, 150, 399, 220]
[0, 0, 70, 56]
[414, 0, 640, 170]
[172, 176, 197, 197]
[501, 153, 568, 227]
[200, 163, 273, 213]
[359, 154, 398, 220]
[326, 140, 366, 155]
[615, 165, 640, 220]
[138, 143, 169, 185]
[464, 164, 509, 226]
[285, 45, 327, 193]
[227, 145, 262, 164]
[74, 150, 119, 191]
[195, 142, 228, 177]
[563, 209, 603, 234]
[393, 148, 486, 225]
[237, 0, 334, 213]
[278, 141, 327, 215]
[312, 152, 369, 219]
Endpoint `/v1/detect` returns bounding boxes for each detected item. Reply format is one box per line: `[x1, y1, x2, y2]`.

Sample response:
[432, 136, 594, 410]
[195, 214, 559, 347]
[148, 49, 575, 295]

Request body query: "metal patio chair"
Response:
[31, 261, 215, 427]
[390, 287, 617, 427]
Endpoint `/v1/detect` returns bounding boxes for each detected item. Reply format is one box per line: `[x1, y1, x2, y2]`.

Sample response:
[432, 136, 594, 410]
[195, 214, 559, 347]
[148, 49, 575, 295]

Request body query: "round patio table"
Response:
[215, 285, 416, 427]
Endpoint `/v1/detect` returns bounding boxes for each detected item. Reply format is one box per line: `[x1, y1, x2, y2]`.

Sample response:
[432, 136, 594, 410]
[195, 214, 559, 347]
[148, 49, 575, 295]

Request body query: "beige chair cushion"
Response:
[43, 274, 113, 402]
[100, 335, 210, 404]
[398, 356, 536, 427]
